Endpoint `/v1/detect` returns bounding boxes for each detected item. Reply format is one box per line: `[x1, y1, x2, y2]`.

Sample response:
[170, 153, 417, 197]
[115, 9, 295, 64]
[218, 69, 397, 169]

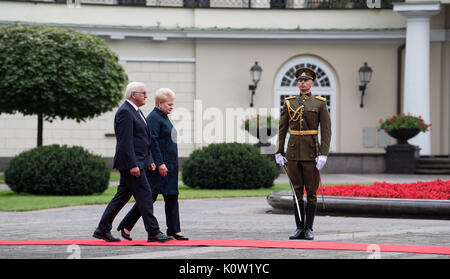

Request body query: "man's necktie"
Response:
[138, 109, 147, 124]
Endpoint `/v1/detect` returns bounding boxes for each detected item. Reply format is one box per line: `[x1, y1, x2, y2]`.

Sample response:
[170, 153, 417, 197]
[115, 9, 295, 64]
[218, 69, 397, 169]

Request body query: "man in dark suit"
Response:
[117, 88, 188, 241]
[92, 81, 173, 242]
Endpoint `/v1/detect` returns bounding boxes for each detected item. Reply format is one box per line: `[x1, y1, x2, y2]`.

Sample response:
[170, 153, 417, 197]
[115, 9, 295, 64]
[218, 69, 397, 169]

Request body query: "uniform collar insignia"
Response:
[300, 92, 312, 99]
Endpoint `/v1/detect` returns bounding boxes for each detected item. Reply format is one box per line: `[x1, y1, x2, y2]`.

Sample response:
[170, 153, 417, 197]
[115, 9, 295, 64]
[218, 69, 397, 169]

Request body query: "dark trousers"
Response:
[97, 170, 160, 234]
[119, 194, 181, 235]
[287, 160, 319, 204]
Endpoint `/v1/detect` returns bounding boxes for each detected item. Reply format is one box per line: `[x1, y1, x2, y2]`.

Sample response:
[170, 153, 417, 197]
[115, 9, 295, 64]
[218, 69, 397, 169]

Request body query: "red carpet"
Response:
[1, 239, 449, 255]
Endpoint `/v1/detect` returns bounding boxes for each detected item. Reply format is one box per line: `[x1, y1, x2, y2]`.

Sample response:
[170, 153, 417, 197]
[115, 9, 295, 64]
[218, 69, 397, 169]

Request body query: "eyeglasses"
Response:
[133, 91, 147, 96]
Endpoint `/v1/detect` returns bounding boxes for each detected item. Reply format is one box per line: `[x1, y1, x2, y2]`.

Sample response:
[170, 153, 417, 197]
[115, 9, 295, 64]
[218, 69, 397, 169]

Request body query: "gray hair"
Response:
[155, 88, 176, 106]
[124, 81, 146, 99]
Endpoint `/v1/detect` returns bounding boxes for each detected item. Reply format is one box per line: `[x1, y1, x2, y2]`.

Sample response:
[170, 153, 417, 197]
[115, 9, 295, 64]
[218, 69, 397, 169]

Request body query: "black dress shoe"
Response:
[117, 227, 132, 241]
[93, 228, 120, 242]
[147, 232, 174, 242]
[289, 228, 305, 240]
[304, 228, 314, 240]
[169, 233, 189, 241]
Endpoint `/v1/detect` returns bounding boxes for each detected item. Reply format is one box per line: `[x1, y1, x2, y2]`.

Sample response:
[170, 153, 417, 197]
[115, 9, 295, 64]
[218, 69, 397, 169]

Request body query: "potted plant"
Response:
[378, 114, 431, 144]
[242, 115, 279, 146]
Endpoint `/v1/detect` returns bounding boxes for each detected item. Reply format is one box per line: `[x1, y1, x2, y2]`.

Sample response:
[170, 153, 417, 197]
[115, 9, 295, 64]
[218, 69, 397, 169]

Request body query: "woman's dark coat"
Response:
[146, 107, 179, 195]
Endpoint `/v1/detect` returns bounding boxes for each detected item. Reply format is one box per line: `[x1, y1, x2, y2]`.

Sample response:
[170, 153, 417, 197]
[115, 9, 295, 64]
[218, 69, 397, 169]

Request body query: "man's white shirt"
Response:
[126, 99, 147, 124]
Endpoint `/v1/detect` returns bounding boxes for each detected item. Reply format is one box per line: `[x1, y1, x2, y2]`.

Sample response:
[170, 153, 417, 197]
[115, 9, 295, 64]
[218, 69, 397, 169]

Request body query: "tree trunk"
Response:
[37, 113, 43, 147]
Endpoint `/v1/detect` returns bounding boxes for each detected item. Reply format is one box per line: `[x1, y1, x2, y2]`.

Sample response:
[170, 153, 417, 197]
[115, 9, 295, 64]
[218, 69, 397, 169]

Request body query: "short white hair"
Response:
[155, 88, 176, 106]
[124, 81, 146, 99]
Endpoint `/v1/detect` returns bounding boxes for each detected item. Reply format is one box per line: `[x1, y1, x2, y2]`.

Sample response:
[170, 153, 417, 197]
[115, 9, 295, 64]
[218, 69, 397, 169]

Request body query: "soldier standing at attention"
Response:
[275, 68, 331, 240]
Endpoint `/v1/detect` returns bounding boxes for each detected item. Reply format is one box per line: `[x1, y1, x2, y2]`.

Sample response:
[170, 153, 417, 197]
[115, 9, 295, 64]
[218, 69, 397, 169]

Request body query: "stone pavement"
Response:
[0, 173, 449, 259]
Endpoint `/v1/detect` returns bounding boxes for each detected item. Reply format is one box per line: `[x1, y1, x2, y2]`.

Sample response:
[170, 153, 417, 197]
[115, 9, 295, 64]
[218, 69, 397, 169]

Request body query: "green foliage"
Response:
[5, 144, 110, 195]
[0, 24, 128, 122]
[182, 143, 279, 189]
[378, 114, 431, 133]
[241, 115, 279, 132]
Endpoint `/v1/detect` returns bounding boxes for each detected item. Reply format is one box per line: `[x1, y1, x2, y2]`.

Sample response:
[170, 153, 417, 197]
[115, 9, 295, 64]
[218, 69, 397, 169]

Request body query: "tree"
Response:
[0, 24, 128, 146]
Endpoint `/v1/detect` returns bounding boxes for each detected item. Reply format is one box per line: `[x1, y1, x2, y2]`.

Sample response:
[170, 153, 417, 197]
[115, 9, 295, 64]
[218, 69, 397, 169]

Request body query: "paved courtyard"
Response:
[0, 173, 449, 259]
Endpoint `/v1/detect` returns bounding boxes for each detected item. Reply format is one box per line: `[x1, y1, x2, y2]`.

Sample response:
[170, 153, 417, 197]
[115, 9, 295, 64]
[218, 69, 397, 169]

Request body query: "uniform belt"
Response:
[289, 130, 318, 136]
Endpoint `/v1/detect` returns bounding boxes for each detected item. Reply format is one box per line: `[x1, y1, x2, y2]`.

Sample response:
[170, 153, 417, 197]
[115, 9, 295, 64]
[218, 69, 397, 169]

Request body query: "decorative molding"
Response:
[92, 27, 450, 42]
[393, 1, 441, 13]
[119, 57, 196, 63]
[88, 27, 408, 41]
[393, 2, 441, 18]
[1, 20, 449, 42]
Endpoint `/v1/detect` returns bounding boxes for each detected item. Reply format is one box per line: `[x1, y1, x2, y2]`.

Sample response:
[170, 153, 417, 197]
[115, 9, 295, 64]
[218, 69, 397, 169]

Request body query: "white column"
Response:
[394, 3, 440, 155]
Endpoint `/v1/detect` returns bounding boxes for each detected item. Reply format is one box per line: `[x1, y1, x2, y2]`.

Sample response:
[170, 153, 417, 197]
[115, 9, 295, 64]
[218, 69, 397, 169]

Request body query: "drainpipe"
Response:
[397, 43, 405, 115]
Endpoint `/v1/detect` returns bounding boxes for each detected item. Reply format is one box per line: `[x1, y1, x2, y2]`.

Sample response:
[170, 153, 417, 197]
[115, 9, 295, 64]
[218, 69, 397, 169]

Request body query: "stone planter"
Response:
[247, 128, 278, 145]
[387, 128, 420, 145]
[385, 144, 420, 173]
[384, 128, 421, 173]
[246, 128, 278, 154]
[267, 190, 450, 219]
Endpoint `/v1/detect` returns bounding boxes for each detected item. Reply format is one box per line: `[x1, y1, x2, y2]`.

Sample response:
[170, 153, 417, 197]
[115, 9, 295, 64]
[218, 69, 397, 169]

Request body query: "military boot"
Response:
[289, 200, 305, 239]
[304, 202, 317, 240]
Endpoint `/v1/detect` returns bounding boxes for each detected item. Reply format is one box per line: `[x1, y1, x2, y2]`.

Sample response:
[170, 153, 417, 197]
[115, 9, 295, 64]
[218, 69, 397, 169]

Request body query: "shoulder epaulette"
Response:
[315, 96, 326, 102]
[285, 96, 296, 100]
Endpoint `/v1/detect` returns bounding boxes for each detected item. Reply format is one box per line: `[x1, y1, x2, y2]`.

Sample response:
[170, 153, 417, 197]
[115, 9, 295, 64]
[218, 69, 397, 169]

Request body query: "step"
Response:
[419, 157, 450, 164]
[415, 168, 450, 174]
[417, 164, 450, 169]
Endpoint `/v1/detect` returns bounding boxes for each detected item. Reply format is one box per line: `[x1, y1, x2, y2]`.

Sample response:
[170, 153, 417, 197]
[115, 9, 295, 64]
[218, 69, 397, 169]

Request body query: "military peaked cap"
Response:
[295, 67, 316, 81]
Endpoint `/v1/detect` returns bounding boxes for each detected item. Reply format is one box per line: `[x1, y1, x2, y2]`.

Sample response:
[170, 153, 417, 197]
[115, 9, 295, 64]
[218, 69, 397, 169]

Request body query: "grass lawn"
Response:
[110, 171, 120, 182]
[0, 187, 125, 212]
[0, 183, 291, 212]
[109, 172, 180, 182]
[0, 171, 358, 212]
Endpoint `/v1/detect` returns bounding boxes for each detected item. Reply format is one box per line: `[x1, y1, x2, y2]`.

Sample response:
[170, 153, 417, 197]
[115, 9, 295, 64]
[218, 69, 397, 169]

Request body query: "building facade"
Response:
[0, 0, 449, 171]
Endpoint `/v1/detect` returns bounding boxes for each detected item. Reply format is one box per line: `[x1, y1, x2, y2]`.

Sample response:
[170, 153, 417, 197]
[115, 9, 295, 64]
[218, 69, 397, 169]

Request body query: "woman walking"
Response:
[117, 88, 188, 241]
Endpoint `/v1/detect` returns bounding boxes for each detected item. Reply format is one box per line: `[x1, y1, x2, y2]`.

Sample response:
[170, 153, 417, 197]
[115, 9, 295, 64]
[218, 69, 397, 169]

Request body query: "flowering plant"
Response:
[378, 114, 431, 133]
[317, 179, 449, 200]
[242, 115, 279, 132]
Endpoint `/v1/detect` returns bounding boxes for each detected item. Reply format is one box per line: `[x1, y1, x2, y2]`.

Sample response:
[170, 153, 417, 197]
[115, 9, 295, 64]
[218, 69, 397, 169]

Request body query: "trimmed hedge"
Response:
[182, 143, 279, 189]
[5, 144, 109, 195]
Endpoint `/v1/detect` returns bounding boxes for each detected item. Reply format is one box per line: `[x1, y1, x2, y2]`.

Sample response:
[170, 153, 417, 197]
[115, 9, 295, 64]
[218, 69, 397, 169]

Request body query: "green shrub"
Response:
[5, 144, 110, 195]
[0, 24, 128, 146]
[182, 143, 279, 189]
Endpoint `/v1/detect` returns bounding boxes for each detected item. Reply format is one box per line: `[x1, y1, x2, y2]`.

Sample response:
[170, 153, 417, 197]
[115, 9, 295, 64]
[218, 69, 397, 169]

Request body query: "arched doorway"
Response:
[274, 56, 337, 152]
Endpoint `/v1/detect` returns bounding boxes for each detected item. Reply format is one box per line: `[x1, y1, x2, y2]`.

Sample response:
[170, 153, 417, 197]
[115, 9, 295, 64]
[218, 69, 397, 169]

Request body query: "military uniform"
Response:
[276, 67, 331, 240]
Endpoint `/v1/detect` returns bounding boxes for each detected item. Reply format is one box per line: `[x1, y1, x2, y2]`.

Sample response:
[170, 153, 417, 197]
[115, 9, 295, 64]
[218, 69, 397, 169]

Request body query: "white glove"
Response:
[315, 155, 327, 171]
[275, 153, 285, 166]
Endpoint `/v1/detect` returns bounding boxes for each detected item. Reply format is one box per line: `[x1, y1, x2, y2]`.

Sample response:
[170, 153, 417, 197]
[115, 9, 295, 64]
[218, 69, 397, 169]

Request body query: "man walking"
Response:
[92, 81, 173, 242]
[275, 68, 331, 240]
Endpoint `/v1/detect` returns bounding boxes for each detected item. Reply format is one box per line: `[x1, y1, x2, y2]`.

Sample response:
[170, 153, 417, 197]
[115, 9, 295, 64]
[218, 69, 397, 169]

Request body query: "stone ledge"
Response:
[321, 153, 386, 174]
[267, 190, 450, 219]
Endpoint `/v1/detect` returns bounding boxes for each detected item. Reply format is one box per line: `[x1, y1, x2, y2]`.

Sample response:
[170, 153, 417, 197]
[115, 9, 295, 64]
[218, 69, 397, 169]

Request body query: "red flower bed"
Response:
[318, 179, 450, 200]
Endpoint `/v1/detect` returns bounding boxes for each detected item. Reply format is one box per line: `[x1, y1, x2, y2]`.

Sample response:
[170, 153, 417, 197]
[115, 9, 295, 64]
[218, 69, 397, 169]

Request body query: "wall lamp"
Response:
[358, 62, 373, 108]
[249, 61, 262, 107]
